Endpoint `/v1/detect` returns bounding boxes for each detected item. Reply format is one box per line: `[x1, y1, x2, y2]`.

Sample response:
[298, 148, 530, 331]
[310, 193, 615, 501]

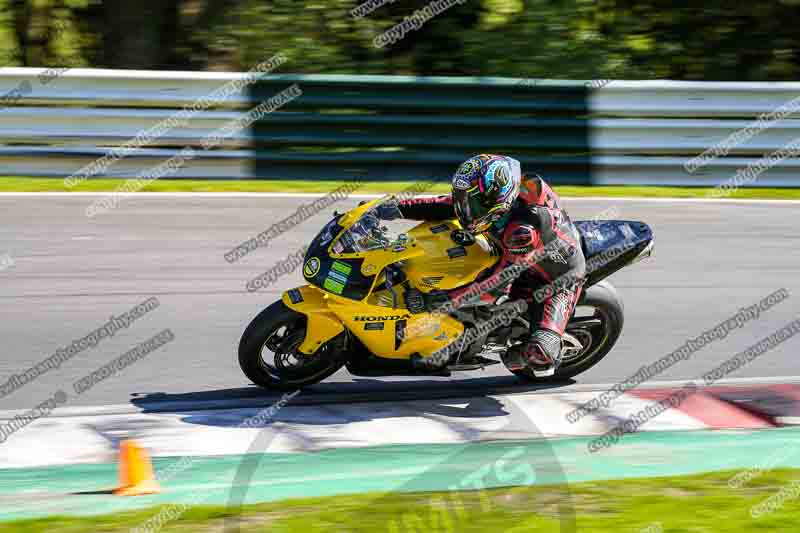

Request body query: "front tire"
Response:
[238, 301, 347, 391]
[512, 280, 624, 382]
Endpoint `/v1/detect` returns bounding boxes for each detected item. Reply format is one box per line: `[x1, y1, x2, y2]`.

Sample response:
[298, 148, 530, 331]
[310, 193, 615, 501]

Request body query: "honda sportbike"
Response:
[239, 196, 653, 390]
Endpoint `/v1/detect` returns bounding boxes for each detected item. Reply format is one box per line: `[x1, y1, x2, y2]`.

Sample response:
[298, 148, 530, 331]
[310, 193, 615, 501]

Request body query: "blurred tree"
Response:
[2, 0, 800, 80]
[72, 0, 248, 69]
[10, 0, 55, 66]
[602, 0, 800, 80]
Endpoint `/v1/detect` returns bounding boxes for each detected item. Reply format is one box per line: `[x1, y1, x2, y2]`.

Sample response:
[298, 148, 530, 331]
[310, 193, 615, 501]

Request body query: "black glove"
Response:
[375, 203, 403, 221]
[425, 290, 452, 313]
[406, 288, 451, 314]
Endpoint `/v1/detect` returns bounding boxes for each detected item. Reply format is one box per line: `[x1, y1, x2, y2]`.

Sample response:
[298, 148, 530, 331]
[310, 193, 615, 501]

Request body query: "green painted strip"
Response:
[2, 427, 800, 521]
[323, 278, 344, 294]
[4, 178, 800, 199]
[332, 260, 352, 275]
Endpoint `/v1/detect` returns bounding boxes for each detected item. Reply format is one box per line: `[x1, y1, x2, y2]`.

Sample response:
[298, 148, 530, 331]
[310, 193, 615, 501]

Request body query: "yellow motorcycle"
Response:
[239, 196, 653, 390]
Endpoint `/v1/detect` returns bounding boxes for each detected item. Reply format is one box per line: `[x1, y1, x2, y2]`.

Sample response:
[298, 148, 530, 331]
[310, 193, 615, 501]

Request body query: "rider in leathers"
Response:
[393, 154, 586, 377]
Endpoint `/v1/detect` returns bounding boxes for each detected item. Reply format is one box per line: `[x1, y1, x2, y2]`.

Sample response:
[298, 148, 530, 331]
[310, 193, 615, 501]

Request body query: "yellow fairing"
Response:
[327, 284, 464, 359]
[282, 285, 344, 355]
[404, 221, 499, 292]
[283, 217, 497, 361]
[282, 284, 464, 360]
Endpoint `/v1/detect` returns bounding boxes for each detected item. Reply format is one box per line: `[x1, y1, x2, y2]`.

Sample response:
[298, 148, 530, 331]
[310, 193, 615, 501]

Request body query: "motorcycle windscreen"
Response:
[301, 215, 377, 301]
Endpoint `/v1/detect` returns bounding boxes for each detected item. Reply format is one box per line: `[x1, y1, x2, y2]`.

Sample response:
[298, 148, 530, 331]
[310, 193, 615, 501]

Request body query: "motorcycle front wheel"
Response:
[238, 301, 347, 391]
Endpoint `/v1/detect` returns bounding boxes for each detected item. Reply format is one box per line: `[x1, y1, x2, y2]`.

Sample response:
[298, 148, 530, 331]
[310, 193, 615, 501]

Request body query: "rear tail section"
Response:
[575, 220, 654, 286]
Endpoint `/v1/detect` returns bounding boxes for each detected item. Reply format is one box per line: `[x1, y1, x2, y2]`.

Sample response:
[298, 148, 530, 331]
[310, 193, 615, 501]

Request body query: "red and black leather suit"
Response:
[398, 174, 586, 367]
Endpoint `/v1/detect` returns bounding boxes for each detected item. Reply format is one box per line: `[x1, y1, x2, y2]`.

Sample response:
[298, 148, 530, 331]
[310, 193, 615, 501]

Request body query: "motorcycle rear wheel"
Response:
[511, 280, 624, 382]
[238, 301, 347, 391]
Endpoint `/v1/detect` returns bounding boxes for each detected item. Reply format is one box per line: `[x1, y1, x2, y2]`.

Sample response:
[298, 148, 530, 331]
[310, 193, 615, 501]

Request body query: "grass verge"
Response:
[2, 468, 798, 532]
[1, 177, 800, 199]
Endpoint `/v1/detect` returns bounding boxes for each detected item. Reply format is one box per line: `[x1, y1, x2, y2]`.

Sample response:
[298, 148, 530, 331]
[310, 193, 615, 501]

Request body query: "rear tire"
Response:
[238, 301, 347, 391]
[511, 280, 624, 382]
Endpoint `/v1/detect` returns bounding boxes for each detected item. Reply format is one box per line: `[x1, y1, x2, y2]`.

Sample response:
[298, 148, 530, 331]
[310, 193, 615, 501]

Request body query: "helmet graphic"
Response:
[452, 155, 521, 233]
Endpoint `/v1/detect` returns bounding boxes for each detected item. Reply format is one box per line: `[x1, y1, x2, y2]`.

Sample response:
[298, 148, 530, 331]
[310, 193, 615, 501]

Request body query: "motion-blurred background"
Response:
[3, 0, 800, 80]
[3, 2, 800, 532]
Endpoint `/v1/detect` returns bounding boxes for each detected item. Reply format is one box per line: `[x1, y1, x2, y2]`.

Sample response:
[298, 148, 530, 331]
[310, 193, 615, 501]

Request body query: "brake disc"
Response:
[561, 331, 590, 362]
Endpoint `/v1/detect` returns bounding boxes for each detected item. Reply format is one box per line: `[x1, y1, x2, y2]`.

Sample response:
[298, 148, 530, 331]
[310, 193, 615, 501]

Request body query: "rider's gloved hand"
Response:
[406, 288, 452, 314]
[424, 290, 452, 313]
[375, 202, 403, 221]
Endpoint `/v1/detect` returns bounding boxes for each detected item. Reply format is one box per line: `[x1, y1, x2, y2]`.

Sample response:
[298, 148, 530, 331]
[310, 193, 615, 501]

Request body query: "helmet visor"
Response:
[453, 186, 499, 232]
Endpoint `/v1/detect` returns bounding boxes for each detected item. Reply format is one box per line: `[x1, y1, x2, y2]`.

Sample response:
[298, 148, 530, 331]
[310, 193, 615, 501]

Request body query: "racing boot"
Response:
[507, 329, 563, 377]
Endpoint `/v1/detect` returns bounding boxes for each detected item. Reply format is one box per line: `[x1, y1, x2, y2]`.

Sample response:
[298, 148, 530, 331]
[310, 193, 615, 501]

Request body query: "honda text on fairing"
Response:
[238, 196, 653, 389]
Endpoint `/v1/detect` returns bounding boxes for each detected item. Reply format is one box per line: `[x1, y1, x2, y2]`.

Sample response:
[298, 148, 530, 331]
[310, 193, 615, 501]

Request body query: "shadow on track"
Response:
[129, 375, 576, 416]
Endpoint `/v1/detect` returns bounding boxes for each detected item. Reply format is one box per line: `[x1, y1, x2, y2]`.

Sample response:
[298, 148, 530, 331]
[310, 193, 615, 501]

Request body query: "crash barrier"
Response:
[0, 67, 799, 185]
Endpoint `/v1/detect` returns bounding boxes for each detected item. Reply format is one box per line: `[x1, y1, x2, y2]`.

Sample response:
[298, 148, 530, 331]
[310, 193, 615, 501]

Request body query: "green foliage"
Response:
[2, 0, 800, 80]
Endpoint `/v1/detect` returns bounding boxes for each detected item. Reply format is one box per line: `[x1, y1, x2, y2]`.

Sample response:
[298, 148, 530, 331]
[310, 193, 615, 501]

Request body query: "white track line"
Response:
[0, 390, 706, 468]
[0, 191, 799, 204]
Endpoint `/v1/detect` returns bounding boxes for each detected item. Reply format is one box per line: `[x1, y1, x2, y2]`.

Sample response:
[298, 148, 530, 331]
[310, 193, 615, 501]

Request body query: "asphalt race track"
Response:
[1, 193, 799, 411]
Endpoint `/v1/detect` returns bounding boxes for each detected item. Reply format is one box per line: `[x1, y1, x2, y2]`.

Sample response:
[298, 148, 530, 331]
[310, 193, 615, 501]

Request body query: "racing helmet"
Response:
[451, 155, 521, 233]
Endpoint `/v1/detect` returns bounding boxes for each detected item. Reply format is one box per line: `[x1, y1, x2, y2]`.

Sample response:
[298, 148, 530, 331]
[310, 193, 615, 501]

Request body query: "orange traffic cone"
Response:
[113, 440, 161, 496]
